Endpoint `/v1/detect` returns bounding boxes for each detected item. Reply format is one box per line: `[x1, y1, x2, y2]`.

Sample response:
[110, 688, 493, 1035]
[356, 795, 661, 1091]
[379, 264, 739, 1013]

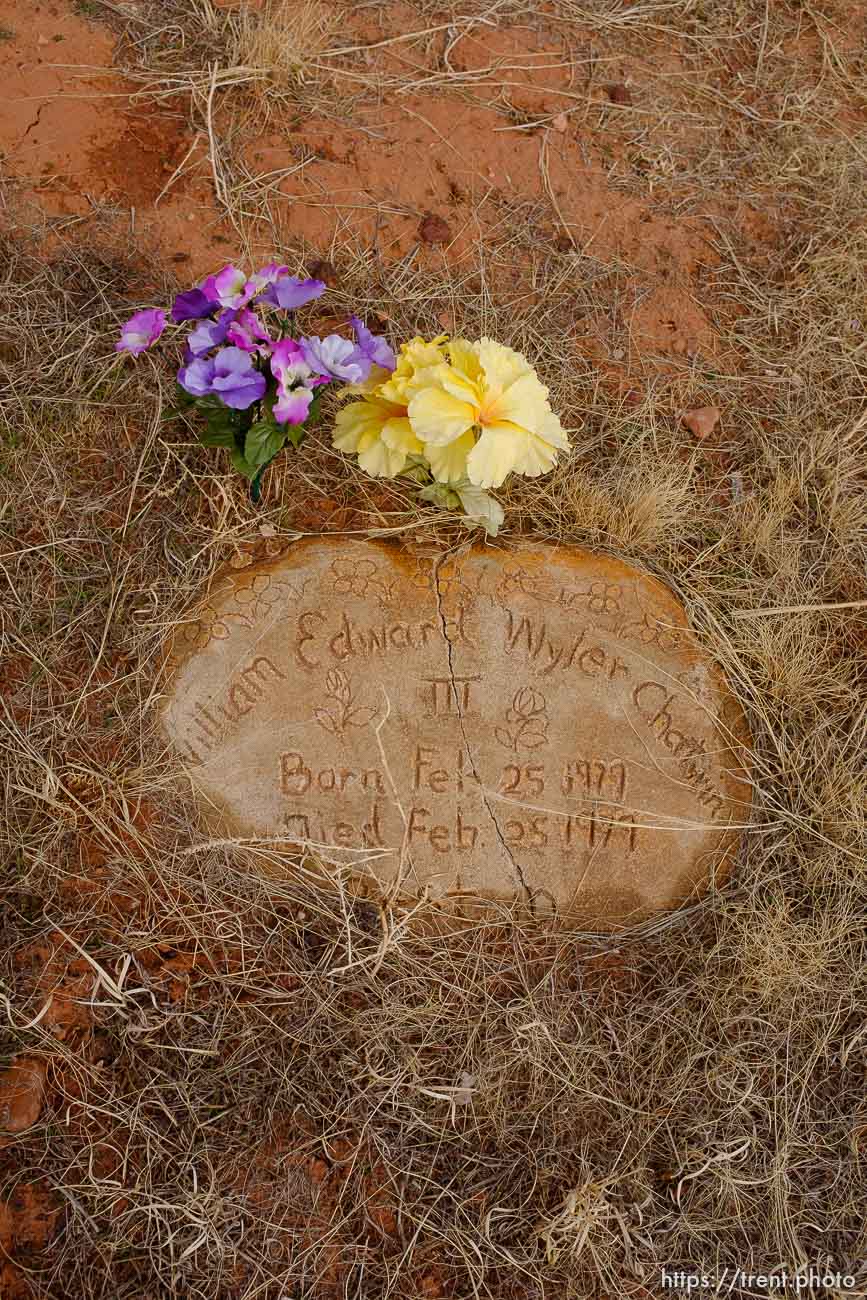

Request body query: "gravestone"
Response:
[163, 540, 750, 929]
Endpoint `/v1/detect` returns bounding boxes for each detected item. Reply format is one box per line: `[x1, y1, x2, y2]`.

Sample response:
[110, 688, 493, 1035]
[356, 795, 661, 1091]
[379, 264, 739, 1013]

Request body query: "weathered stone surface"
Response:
[163, 540, 751, 929]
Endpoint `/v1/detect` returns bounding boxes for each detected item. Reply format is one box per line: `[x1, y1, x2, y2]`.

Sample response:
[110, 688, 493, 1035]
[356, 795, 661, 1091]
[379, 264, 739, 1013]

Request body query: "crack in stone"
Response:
[432, 553, 530, 901]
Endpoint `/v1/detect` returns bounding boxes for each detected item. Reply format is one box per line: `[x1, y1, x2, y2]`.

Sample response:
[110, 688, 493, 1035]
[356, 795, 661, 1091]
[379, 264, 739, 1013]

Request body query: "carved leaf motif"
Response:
[346, 706, 377, 729]
[516, 720, 548, 751]
[494, 726, 518, 752]
[314, 709, 338, 734]
[325, 669, 351, 703]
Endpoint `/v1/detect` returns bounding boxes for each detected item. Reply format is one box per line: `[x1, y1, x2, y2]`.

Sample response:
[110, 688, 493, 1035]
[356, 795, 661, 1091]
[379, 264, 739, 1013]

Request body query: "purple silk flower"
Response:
[300, 334, 369, 383]
[349, 314, 396, 372]
[270, 338, 325, 425]
[170, 288, 215, 323]
[186, 313, 231, 357]
[116, 308, 166, 354]
[178, 346, 266, 410]
[226, 308, 272, 353]
[199, 265, 252, 311]
[257, 274, 326, 311]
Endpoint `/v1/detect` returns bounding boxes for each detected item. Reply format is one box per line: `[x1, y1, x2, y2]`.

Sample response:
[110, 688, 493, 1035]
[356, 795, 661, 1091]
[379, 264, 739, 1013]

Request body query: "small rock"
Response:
[606, 83, 632, 105]
[419, 214, 452, 245]
[683, 406, 721, 439]
[258, 522, 277, 538]
[454, 1071, 476, 1106]
[308, 258, 339, 287]
[0, 1058, 46, 1134]
[551, 113, 569, 133]
[417, 1271, 446, 1298]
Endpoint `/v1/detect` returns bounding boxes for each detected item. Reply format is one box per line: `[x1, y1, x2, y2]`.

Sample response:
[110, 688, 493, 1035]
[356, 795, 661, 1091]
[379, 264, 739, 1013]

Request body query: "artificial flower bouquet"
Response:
[117, 262, 568, 530]
[117, 262, 392, 499]
[334, 333, 569, 534]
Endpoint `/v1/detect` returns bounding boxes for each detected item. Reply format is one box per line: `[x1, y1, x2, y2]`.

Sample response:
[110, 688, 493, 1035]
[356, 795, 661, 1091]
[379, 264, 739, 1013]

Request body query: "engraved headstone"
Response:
[163, 540, 750, 929]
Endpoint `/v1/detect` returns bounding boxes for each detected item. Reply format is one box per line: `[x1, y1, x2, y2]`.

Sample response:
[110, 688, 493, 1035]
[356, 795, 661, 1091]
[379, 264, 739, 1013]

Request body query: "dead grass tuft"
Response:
[232, 0, 336, 94]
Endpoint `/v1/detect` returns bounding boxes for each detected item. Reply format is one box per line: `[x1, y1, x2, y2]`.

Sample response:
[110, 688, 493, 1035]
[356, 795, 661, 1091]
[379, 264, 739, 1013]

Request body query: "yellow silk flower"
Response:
[332, 395, 423, 478]
[378, 334, 449, 405]
[331, 335, 451, 478]
[407, 338, 569, 489]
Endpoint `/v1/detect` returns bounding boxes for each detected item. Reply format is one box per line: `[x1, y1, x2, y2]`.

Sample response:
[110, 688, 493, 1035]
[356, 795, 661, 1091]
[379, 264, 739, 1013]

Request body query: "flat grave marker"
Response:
[163, 539, 751, 928]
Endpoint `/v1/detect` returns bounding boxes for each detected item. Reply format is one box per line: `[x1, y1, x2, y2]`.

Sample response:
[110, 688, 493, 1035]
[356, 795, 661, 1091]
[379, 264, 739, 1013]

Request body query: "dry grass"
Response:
[2, 0, 867, 1296]
[232, 0, 336, 94]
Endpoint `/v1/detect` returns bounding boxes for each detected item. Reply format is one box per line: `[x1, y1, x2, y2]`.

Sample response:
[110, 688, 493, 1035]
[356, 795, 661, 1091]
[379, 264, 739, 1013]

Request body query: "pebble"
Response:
[683, 406, 721, 439]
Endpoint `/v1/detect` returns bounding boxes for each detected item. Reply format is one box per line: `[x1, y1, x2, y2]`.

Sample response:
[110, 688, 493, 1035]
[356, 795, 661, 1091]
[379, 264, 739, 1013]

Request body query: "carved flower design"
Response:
[327, 557, 398, 607]
[495, 686, 549, 753]
[634, 603, 682, 651]
[219, 572, 280, 627]
[179, 573, 290, 652]
[586, 582, 622, 615]
[408, 557, 437, 593]
[326, 669, 349, 698]
[181, 603, 232, 651]
[512, 686, 546, 719]
[329, 558, 380, 597]
[495, 562, 540, 603]
[232, 573, 273, 608]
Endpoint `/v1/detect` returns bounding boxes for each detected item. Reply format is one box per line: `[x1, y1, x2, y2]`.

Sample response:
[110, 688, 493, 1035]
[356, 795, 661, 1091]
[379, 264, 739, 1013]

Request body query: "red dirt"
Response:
[0, 1058, 46, 1136]
[0, 0, 762, 380]
[13, 932, 95, 1041]
[0, 0, 233, 267]
[0, 1181, 60, 1299]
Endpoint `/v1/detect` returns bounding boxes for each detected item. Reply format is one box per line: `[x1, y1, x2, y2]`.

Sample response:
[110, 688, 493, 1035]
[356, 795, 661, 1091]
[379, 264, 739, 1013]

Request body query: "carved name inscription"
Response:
[162, 540, 751, 929]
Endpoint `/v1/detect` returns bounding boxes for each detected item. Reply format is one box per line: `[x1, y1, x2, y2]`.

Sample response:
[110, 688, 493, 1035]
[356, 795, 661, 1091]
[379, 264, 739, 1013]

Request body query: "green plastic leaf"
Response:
[244, 420, 287, 470]
[456, 485, 505, 536]
[306, 390, 324, 424]
[229, 446, 259, 481]
[419, 482, 461, 509]
[261, 386, 280, 420]
[198, 425, 238, 448]
[174, 382, 197, 409]
[283, 423, 307, 449]
[206, 407, 239, 433]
